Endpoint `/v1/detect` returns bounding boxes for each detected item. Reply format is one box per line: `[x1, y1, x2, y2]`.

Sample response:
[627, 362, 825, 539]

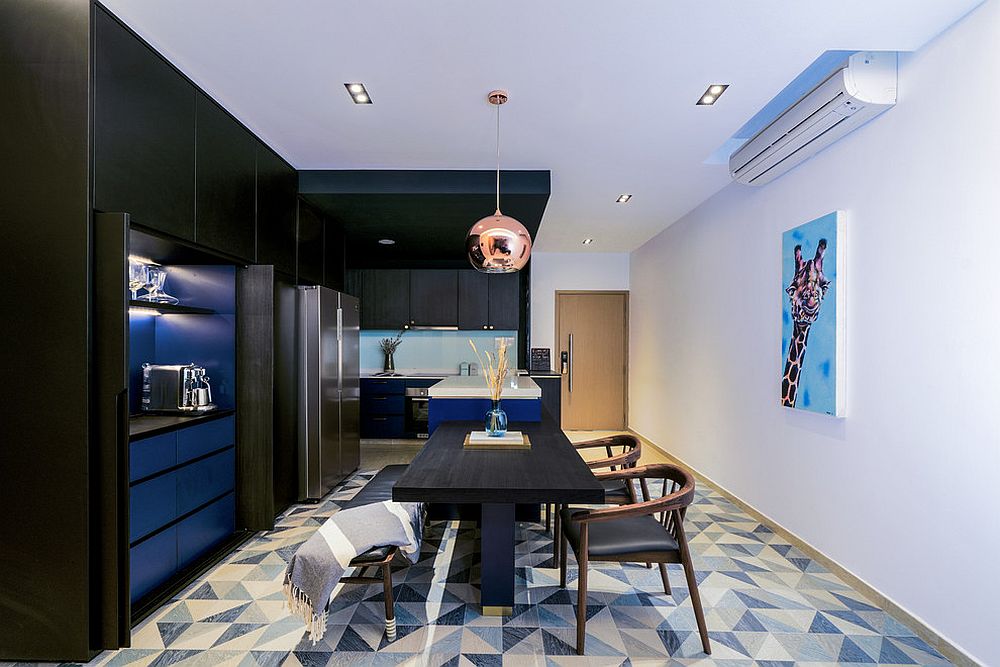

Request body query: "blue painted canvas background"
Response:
[781, 212, 839, 415]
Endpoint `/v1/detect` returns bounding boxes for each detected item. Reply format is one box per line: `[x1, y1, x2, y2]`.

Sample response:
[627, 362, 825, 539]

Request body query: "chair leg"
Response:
[382, 562, 396, 640]
[553, 504, 561, 563]
[545, 503, 551, 533]
[676, 514, 710, 655]
[559, 529, 568, 588]
[657, 562, 671, 595]
[576, 525, 589, 655]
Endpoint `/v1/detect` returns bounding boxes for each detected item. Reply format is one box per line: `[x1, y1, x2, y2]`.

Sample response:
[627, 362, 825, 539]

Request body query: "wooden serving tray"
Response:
[463, 432, 531, 450]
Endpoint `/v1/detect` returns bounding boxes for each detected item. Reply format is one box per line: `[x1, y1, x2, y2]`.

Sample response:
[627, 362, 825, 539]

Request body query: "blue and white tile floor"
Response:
[68, 471, 950, 666]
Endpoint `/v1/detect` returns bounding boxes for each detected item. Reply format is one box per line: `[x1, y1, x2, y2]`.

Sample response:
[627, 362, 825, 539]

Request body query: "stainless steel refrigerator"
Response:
[297, 286, 360, 500]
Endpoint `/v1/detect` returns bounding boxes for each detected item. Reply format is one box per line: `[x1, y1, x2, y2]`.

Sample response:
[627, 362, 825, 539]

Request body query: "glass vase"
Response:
[383, 351, 395, 373]
[484, 400, 507, 437]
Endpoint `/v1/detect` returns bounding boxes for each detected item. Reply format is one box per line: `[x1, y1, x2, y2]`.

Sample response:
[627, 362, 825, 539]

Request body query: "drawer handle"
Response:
[373, 396, 387, 400]
[373, 417, 388, 421]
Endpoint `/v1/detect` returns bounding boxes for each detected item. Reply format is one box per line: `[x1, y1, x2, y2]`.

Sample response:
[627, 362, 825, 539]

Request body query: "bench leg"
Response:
[382, 562, 396, 640]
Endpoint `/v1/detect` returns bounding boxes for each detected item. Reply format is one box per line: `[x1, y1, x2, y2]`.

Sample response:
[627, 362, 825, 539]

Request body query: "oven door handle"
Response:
[410, 397, 430, 403]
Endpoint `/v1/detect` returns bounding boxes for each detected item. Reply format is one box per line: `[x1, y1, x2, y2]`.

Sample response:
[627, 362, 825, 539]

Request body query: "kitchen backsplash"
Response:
[360, 329, 517, 375]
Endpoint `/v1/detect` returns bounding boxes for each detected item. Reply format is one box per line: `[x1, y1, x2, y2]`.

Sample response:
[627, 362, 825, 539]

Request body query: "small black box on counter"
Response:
[529, 348, 552, 373]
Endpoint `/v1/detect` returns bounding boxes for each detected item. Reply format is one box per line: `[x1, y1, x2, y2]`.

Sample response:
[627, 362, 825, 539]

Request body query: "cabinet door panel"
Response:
[195, 93, 256, 260]
[363, 269, 410, 329]
[94, 8, 195, 239]
[255, 143, 297, 275]
[409, 270, 458, 326]
[488, 274, 520, 330]
[297, 203, 324, 284]
[458, 270, 489, 330]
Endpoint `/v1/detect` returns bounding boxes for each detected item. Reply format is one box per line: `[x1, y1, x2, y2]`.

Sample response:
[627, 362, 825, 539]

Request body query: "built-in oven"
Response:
[404, 387, 430, 439]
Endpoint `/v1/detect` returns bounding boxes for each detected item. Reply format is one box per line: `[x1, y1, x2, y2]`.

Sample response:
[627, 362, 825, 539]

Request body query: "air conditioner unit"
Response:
[730, 52, 897, 186]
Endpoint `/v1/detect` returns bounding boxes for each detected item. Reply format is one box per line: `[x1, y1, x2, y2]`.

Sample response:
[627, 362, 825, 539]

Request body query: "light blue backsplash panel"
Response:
[780, 211, 845, 416]
[361, 329, 517, 374]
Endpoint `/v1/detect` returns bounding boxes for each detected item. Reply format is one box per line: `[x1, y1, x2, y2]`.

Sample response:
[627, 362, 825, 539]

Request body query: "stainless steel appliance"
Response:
[404, 387, 430, 439]
[298, 286, 361, 500]
[140, 363, 217, 414]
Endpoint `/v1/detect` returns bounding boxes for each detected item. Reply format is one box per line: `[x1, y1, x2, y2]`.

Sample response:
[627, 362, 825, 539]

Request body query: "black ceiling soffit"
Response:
[298, 170, 550, 269]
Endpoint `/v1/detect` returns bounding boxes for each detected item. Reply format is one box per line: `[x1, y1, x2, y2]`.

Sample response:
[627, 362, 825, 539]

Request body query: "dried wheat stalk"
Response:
[469, 338, 509, 401]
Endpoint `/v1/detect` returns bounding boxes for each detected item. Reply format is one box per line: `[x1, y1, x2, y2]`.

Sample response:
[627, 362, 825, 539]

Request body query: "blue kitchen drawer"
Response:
[362, 394, 405, 415]
[361, 414, 405, 438]
[130, 525, 177, 603]
[176, 447, 235, 516]
[177, 415, 234, 464]
[177, 492, 235, 569]
[130, 471, 178, 542]
[361, 378, 405, 395]
[129, 431, 177, 482]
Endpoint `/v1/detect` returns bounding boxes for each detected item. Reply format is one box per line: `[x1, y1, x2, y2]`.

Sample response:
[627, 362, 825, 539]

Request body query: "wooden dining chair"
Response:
[558, 463, 711, 656]
[550, 435, 641, 563]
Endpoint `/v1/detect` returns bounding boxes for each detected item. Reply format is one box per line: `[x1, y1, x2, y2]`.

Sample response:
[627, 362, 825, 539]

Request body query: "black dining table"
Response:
[392, 415, 605, 615]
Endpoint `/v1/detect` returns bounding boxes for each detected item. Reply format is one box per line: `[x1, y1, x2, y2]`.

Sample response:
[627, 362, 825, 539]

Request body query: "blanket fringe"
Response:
[284, 577, 329, 644]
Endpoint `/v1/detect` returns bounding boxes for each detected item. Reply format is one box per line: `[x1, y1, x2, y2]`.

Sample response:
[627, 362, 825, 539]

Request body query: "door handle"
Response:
[568, 333, 573, 394]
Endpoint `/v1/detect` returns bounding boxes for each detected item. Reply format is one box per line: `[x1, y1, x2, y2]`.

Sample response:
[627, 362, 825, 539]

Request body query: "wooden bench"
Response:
[337, 465, 408, 638]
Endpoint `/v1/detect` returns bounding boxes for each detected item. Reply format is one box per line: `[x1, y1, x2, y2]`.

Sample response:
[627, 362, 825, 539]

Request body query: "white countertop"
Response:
[428, 374, 541, 399]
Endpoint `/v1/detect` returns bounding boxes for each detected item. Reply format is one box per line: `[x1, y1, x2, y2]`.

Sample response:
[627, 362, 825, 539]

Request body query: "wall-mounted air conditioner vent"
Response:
[730, 52, 897, 186]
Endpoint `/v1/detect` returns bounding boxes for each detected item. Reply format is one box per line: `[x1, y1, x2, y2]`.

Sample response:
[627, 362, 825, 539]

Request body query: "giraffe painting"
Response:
[780, 212, 844, 416]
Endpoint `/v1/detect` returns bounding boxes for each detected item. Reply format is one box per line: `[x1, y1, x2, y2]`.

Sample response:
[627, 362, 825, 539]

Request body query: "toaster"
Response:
[141, 363, 217, 414]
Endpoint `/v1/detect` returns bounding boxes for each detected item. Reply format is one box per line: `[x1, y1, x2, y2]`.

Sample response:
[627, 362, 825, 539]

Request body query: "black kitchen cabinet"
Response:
[297, 202, 325, 284]
[324, 224, 346, 291]
[362, 269, 410, 329]
[94, 7, 195, 240]
[195, 93, 256, 260]
[344, 268, 363, 299]
[255, 142, 297, 276]
[409, 270, 458, 326]
[458, 270, 490, 330]
[488, 273, 520, 330]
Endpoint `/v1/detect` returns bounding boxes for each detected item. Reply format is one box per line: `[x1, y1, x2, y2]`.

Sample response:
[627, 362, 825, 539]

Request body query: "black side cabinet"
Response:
[409, 269, 458, 326]
[94, 7, 196, 240]
[255, 143, 297, 276]
[297, 202, 325, 284]
[195, 93, 256, 261]
[458, 270, 489, 330]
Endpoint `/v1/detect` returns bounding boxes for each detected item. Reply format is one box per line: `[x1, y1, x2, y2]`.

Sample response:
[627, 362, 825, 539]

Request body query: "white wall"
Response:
[530, 252, 630, 362]
[628, 2, 1000, 664]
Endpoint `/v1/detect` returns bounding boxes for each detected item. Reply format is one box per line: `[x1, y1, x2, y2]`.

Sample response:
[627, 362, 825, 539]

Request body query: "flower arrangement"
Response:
[379, 330, 405, 356]
[469, 337, 510, 401]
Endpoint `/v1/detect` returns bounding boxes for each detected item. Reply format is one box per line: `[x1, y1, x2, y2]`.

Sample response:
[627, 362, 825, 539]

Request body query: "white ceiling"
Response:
[102, 0, 980, 252]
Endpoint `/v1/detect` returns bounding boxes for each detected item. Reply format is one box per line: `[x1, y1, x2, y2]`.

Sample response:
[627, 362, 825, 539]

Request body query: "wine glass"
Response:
[144, 266, 178, 304]
[128, 260, 148, 301]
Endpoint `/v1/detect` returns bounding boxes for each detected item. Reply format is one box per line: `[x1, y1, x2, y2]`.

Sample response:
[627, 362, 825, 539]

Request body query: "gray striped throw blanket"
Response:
[284, 500, 425, 643]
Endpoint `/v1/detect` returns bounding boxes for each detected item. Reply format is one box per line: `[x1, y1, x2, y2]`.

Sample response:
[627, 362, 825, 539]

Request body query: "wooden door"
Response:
[557, 291, 628, 429]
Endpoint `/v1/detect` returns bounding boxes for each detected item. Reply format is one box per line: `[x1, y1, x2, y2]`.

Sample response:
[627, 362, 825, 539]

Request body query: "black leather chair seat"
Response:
[350, 545, 394, 564]
[342, 464, 407, 510]
[560, 508, 678, 558]
[601, 479, 632, 503]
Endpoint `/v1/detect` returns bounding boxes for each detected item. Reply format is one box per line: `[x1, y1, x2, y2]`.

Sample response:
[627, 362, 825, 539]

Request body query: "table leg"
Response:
[480, 502, 514, 616]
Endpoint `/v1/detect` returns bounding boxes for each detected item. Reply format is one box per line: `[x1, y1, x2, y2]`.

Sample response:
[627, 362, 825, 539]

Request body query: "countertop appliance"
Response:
[141, 362, 216, 414]
[298, 286, 361, 500]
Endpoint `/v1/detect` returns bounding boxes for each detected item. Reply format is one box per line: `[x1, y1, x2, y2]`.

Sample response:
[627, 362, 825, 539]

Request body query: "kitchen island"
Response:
[427, 374, 542, 433]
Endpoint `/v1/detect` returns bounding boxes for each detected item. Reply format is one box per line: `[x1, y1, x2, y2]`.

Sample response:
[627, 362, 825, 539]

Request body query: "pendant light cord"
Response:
[495, 100, 501, 214]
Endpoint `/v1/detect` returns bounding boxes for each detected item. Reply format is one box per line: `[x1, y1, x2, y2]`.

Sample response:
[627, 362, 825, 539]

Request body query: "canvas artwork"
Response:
[780, 211, 845, 416]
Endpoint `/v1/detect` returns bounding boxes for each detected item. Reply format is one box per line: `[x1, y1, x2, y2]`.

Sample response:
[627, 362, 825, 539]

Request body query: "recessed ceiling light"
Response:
[616, 194, 632, 203]
[344, 82, 372, 104]
[582, 238, 594, 245]
[697, 84, 728, 105]
[378, 238, 395, 245]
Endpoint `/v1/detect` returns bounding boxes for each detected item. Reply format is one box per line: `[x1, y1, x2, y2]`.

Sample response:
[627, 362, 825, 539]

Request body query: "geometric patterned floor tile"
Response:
[56, 469, 953, 667]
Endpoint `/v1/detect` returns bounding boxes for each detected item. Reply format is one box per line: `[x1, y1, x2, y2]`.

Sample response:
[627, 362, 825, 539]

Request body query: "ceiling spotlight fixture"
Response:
[465, 89, 532, 273]
[344, 82, 373, 104]
[696, 83, 729, 105]
[616, 194, 632, 203]
[378, 238, 396, 245]
[582, 238, 594, 245]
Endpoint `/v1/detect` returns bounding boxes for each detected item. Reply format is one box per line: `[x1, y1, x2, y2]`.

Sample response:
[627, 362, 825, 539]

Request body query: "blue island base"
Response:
[428, 398, 541, 434]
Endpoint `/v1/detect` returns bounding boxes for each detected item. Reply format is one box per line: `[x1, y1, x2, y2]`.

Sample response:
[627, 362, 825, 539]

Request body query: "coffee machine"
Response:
[141, 363, 217, 414]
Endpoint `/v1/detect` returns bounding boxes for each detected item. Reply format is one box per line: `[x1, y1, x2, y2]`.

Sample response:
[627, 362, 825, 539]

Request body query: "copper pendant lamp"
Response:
[466, 89, 532, 273]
